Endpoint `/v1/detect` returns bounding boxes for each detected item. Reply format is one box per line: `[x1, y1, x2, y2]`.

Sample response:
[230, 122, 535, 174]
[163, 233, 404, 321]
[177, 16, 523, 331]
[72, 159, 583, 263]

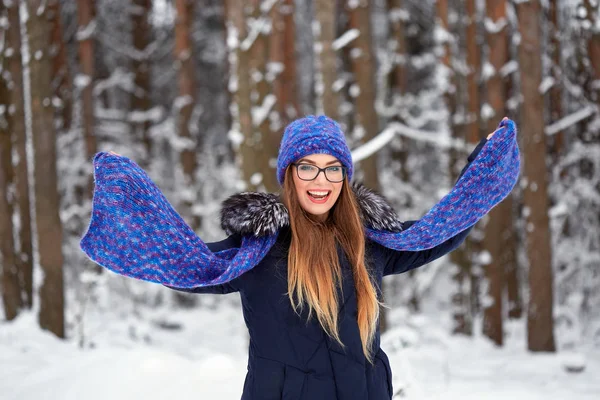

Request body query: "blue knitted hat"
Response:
[276, 115, 353, 185]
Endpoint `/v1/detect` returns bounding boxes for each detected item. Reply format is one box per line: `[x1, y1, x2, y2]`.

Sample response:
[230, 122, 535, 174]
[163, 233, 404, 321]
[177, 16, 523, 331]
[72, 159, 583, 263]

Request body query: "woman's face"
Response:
[291, 154, 344, 221]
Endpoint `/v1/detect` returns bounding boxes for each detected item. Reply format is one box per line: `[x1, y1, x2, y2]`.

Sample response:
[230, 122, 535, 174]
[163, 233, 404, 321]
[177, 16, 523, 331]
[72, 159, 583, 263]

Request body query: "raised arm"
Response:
[382, 137, 488, 276]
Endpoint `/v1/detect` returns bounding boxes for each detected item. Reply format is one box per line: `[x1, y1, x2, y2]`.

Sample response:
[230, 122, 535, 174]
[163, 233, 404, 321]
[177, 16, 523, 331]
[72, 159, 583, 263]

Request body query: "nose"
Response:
[314, 169, 328, 184]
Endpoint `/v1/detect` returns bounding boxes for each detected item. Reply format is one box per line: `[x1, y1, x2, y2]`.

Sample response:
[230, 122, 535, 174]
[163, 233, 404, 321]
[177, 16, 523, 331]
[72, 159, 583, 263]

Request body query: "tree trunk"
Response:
[174, 0, 200, 230]
[548, 0, 563, 157]
[27, 0, 65, 338]
[248, 0, 279, 193]
[6, 0, 33, 309]
[346, 0, 381, 192]
[465, 0, 481, 143]
[0, 3, 21, 319]
[49, 0, 73, 132]
[516, 0, 556, 352]
[131, 0, 153, 166]
[225, 0, 261, 191]
[314, 0, 339, 119]
[482, 0, 509, 346]
[76, 0, 98, 196]
[271, 0, 299, 125]
[438, 0, 473, 336]
[76, 0, 97, 197]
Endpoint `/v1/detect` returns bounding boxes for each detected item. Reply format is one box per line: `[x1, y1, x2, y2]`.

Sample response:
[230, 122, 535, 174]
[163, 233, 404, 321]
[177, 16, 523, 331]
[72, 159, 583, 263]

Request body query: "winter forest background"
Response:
[0, 0, 599, 398]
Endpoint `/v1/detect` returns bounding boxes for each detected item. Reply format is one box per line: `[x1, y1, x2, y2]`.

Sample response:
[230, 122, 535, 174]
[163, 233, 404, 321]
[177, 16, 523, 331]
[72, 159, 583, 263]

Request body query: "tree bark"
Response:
[314, 0, 339, 119]
[6, 0, 33, 309]
[49, 0, 73, 132]
[346, 0, 381, 192]
[465, 0, 481, 143]
[516, 0, 556, 352]
[0, 3, 21, 319]
[482, 0, 510, 346]
[174, 0, 200, 230]
[131, 0, 153, 166]
[76, 0, 97, 197]
[271, 0, 299, 125]
[27, 0, 65, 338]
[548, 0, 563, 157]
[225, 0, 260, 191]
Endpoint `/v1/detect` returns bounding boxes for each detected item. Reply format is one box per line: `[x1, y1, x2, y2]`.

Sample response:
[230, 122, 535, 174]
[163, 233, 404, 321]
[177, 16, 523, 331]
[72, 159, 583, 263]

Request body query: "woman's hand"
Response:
[487, 117, 509, 139]
[109, 151, 120, 156]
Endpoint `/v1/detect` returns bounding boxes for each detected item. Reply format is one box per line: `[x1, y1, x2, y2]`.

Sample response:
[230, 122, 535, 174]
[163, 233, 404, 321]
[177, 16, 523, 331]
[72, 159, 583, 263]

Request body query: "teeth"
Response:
[308, 191, 329, 196]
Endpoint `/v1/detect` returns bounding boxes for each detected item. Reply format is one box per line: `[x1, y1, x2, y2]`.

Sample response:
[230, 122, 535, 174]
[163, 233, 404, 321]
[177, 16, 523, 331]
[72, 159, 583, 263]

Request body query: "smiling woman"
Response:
[81, 114, 520, 400]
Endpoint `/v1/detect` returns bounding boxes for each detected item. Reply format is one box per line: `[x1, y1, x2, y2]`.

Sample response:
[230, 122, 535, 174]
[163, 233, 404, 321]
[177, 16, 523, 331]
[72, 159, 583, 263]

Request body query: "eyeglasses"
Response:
[292, 163, 347, 183]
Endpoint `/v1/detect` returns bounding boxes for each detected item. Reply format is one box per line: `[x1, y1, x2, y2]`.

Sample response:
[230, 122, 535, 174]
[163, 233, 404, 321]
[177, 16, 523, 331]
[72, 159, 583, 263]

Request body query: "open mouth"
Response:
[307, 190, 331, 204]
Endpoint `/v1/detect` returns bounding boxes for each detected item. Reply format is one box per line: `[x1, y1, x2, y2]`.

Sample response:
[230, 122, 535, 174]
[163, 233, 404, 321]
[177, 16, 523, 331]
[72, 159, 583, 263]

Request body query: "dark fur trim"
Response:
[220, 183, 403, 237]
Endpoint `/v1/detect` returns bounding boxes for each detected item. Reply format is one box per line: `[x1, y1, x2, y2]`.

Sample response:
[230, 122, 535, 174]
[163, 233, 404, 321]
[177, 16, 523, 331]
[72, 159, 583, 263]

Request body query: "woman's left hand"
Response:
[487, 117, 509, 139]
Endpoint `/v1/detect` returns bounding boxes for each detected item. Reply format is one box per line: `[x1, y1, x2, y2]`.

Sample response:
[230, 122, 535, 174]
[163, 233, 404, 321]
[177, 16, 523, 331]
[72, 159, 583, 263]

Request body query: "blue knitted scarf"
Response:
[80, 119, 520, 289]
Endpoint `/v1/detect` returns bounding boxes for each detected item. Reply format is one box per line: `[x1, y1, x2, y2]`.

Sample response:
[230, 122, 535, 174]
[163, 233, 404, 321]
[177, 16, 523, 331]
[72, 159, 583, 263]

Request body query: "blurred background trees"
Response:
[0, 0, 598, 355]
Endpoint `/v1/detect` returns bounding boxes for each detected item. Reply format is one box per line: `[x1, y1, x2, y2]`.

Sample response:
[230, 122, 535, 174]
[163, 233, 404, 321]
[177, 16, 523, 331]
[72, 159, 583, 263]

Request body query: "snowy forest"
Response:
[0, 0, 599, 398]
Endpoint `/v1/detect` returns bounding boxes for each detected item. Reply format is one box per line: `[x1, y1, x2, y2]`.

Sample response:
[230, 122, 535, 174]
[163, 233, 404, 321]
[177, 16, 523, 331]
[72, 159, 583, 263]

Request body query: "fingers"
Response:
[109, 151, 121, 156]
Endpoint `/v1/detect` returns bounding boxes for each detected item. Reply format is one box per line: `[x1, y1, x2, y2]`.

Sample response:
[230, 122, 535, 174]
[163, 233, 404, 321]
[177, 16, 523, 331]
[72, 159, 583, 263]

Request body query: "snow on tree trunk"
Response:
[548, 0, 563, 157]
[314, 0, 339, 119]
[174, 0, 200, 231]
[247, 0, 279, 193]
[226, 0, 261, 191]
[76, 0, 97, 197]
[346, 0, 381, 193]
[6, 0, 33, 309]
[27, 0, 65, 338]
[516, 0, 556, 352]
[0, 3, 21, 320]
[131, 0, 153, 167]
[50, 0, 73, 132]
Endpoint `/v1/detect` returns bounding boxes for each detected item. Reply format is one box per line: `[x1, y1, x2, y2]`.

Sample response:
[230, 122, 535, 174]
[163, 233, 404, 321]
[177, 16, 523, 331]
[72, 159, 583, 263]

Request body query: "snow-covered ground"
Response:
[1, 295, 598, 400]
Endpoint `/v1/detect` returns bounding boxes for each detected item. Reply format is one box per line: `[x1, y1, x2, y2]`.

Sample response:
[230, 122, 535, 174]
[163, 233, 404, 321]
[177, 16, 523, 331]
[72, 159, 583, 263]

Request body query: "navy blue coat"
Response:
[172, 139, 487, 399]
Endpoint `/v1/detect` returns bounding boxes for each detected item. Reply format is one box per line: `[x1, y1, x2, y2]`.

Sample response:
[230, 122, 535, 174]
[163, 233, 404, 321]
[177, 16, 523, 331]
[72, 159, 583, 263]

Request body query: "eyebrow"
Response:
[297, 158, 342, 166]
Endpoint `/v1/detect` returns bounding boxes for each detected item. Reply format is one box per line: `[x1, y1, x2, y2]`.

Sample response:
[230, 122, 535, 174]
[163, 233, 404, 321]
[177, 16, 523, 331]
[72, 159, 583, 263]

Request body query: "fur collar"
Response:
[220, 183, 403, 237]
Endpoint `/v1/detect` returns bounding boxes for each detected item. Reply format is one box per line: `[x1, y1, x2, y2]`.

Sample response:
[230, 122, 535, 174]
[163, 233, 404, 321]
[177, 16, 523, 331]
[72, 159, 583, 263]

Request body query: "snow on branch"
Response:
[252, 94, 276, 127]
[332, 29, 360, 51]
[545, 106, 596, 136]
[76, 19, 97, 41]
[351, 122, 469, 162]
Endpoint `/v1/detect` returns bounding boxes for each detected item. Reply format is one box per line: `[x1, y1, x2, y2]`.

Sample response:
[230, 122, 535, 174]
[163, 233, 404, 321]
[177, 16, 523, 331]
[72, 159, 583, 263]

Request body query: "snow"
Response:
[3, 307, 600, 400]
[251, 94, 277, 127]
[545, 106, 596, 136]
[332, 29, 360, 51]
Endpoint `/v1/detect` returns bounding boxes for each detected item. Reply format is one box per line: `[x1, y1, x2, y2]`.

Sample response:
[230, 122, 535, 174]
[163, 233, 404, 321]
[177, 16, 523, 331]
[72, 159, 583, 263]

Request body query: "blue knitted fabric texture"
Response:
[277, 115, 353, 185]
[80, 118, 520, 289]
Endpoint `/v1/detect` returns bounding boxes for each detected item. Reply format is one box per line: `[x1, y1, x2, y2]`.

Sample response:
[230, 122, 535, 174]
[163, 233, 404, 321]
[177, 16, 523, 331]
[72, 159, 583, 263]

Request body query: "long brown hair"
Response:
[283, 167, 381, 362]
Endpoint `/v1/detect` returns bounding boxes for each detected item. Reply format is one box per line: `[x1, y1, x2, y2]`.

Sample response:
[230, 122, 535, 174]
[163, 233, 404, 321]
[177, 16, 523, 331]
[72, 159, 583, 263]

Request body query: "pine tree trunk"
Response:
[0, 4, 21, 319]
[50, 0, 73, 132]
[248, 0, 279, 193]
[465, 0, 481, 143]
[76, 0, 97, 197]
[27, 0, 65, 338]
[548, 0, 563, 157]
[174, 0, 200, 230]
[76, 0, 98, 196]
[314, 0, 339, 119]
[346, 0, 381, 192]
[271, 0, 299, 125]
[131, 0, 153, 166]
[482, 0, 509, 346]
[225, 0, 260, 191]
[516, 0, 556, 352]
[6, 0, 33, 309]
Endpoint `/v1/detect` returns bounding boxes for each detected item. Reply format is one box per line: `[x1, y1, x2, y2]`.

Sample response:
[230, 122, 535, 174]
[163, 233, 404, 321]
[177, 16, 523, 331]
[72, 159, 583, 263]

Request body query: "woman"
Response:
[81, 115, 520, 399]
